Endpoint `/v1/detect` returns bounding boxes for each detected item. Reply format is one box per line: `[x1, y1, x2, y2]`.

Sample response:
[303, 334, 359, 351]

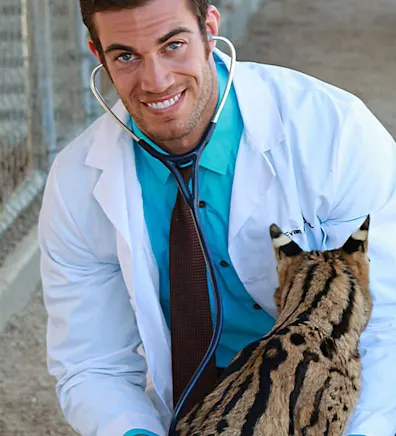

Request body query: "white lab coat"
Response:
[39, 49, 396, 436]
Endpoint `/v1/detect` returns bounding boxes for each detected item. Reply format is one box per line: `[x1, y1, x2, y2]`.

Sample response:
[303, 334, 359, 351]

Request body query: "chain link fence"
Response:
[0, 0, 103, 266]
[0, 0, 258, 268]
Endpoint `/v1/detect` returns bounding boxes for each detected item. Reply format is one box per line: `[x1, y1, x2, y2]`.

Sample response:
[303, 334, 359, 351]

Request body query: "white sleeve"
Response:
[321, 99, 396, 436]
[38, 161, 166, 436]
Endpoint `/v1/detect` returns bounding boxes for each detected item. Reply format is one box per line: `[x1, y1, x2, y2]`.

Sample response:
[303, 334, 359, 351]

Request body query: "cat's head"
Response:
[269, 217, 372, 328]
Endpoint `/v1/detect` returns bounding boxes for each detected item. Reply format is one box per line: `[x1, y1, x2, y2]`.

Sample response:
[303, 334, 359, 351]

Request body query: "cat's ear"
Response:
[342, 216, 370, 254]
[270, 223, 303, 261]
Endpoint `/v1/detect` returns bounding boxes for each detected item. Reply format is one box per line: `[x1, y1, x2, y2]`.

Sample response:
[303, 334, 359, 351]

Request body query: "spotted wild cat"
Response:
[176, 217, 372, 436]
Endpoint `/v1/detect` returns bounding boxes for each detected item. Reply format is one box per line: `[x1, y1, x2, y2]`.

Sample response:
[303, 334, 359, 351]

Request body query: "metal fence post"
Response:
[21, 0, 57, 171]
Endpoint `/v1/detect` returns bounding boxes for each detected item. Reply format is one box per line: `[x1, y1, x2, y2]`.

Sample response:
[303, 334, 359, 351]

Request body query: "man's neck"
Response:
[159, 102, 217, 155]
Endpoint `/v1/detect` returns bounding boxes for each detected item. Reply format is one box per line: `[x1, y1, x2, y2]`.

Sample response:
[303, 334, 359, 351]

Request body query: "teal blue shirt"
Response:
[133, 55, 276, 368]
[124, 431, 158, 436]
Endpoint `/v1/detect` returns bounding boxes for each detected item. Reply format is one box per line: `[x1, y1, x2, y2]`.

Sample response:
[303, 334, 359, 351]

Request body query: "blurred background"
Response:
[0, 0, 395, 434]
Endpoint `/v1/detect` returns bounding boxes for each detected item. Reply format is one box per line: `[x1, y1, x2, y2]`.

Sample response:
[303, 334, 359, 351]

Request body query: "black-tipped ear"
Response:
[270, 223, 303, 258]
[342, 216, 370, 254]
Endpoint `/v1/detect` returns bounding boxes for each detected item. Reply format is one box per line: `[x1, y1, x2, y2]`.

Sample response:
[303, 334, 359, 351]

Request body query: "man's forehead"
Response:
[93, 2, 198, 46]
[103, 26, 193, 55]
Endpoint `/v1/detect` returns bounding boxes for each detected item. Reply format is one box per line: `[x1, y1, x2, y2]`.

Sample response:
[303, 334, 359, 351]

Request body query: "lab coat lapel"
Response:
[85, 101, 173, 413]
[85, 101, 132, 249]
[217, 52, 285, 313]
[215, 50, 285, 241]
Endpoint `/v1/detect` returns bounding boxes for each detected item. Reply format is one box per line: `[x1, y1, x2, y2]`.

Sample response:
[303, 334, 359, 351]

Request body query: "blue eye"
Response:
[166, 41, 184, 52]
[117, 53, 137, 63]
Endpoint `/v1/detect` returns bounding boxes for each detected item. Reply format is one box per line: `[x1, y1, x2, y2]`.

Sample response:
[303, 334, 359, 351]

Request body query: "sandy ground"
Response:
[1, 0, 396, 434]
[239, 0, 396, 136]
[0, 288, 75, 435]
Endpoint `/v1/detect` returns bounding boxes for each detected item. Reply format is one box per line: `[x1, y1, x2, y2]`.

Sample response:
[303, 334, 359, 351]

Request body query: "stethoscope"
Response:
[90, 34, 237, 435]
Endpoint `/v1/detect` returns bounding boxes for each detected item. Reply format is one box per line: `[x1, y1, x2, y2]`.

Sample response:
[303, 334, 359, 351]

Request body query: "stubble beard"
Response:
[122, 59, 215, 147]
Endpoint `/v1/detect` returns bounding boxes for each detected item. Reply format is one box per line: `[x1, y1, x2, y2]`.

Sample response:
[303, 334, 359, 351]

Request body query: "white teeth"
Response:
[147, 93, 182, 109]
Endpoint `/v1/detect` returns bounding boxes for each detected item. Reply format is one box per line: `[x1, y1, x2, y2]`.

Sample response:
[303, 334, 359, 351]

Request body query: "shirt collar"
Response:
[132, 53, 239, 184]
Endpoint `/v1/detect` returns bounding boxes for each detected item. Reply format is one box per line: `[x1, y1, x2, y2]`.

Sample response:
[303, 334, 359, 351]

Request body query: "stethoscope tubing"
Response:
[90, 35, 237, 435]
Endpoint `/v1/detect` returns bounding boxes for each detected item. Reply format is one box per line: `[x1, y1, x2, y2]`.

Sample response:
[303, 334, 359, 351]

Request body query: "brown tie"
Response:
[169, 165, 217, 416]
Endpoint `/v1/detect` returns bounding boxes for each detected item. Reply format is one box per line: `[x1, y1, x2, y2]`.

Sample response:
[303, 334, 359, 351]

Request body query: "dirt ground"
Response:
[0, 288, 74, 436]
[239, 0, 396, 137]
[1, 0, 396, 434]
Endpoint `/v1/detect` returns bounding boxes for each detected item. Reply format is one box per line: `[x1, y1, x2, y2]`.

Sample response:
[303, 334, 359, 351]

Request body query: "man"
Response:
[38, 0, 396, 435]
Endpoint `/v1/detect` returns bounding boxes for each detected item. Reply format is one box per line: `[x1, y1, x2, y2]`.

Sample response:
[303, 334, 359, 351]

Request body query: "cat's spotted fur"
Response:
[176, 217, 372, 436]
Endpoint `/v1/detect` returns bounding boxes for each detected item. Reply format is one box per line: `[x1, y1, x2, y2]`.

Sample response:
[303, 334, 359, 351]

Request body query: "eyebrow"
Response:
[104, 27, 192, 55]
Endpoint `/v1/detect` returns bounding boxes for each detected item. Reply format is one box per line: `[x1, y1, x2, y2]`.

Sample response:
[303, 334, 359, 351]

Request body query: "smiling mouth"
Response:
[145, 91, 184, 110]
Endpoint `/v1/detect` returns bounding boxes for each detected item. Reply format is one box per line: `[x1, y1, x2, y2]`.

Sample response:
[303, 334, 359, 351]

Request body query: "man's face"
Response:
[89, 0, 220, 152]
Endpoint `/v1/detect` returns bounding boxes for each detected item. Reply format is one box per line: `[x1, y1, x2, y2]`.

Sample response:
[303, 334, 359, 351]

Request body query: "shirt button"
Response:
[253, 303, 262, 310]
[199, 200, 206, 208]
[220, 260, 229, 268]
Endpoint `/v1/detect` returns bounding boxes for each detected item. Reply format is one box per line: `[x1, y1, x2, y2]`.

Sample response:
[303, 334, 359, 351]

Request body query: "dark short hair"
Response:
[80, 0, 210, 56]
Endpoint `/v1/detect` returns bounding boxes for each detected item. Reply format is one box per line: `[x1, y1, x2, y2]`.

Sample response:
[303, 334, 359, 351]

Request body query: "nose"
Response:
[139, 56, 175, 94]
